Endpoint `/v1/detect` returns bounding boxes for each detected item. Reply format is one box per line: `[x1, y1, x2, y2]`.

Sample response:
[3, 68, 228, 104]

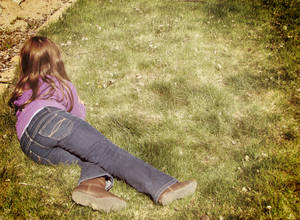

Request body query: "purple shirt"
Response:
[14, 78, 86, 140]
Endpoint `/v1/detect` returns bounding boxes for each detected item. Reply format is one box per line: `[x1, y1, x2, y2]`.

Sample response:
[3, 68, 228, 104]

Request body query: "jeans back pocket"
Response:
[38, 113, 74, 141]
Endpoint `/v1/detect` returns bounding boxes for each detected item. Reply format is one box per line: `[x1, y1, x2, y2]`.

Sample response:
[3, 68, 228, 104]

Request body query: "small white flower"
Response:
[245, 155, 250, 161]
[267, 205, 271, 210]
[178, 148, 183, 155]
[96, 25, 102, 30]
[242, 187, 247, 192]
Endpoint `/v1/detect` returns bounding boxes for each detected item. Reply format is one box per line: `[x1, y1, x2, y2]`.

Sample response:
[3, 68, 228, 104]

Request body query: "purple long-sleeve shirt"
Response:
[14, 78, 86, 140]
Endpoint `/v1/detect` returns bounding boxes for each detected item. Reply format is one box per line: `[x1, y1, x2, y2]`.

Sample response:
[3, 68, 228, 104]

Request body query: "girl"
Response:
[8, 36, 197, 212]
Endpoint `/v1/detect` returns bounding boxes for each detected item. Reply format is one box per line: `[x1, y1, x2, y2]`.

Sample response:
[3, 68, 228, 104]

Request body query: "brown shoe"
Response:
[72, 177, 126, 212]
[158, 180, 197, 205]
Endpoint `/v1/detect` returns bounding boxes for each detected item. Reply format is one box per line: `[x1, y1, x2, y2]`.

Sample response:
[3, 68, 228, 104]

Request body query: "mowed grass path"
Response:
[1, 0, 298, 219]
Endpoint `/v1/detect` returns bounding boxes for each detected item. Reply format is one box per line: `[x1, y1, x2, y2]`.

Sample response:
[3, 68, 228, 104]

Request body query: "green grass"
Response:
[1, 0, 299, 219]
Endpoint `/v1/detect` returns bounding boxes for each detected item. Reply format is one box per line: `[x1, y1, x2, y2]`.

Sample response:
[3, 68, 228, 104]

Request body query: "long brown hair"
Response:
[9, 36, 74, 112]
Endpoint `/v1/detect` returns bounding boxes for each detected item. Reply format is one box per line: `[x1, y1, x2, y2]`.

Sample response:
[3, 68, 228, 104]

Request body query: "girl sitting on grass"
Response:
[8, 36, 197, 212]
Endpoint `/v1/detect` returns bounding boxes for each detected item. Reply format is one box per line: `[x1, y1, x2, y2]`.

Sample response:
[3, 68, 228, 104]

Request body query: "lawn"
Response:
[0, 0, 299, 219]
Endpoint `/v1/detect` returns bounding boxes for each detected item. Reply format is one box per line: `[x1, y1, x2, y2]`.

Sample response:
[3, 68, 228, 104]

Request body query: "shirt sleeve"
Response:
[68, 81, 86, 120]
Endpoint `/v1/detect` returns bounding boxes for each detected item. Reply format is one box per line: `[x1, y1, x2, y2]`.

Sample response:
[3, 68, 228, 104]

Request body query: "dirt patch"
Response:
[0, 0, 77, 94]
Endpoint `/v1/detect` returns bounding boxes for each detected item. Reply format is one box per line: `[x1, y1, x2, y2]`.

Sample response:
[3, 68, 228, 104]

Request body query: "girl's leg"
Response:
[20, 109, 114, 190]
[28, 107, 177, 203]
[20, 124, 125, 211]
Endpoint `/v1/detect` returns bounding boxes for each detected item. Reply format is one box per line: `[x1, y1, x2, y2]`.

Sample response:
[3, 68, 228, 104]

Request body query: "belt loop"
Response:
[45, 106, 62, 113]
[45, 106, 51, 112]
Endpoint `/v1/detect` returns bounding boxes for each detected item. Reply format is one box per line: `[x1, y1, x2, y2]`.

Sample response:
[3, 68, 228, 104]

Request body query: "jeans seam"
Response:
[48, 118, 66, 138]
[38, 113, 58, 137]
[38, 113, 74, 141]
[29, 149, 53, 165]
[24, 131, 50, 149]
[32, 108, 64, 138]
[31, 111, 53, 138]
[23, 131, 32, 152]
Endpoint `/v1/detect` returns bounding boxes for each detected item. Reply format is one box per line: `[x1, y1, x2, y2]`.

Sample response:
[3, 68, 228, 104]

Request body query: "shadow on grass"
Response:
[100, 113, 181, 175]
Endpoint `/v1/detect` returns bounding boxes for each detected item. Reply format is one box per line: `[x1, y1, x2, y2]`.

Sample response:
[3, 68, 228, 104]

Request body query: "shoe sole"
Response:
[72, 191, 126, 212]
[160, 180, 197, 205]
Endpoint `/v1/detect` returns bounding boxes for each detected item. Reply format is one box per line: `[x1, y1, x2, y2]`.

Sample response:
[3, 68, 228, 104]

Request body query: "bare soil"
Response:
[0, 0, 77, 94]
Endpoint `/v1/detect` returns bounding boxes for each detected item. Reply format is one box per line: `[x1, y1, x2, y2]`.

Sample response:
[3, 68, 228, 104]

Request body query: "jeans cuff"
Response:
[154, 178, 178, 203]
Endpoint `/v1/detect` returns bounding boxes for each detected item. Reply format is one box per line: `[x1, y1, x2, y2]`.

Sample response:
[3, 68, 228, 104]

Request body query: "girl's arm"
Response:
[78, 96, 84, 105]
[68, 82, 86, 120]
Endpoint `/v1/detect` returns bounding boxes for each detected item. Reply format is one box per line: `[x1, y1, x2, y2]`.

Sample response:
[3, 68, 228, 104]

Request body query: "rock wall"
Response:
[0, 0, 77, 94]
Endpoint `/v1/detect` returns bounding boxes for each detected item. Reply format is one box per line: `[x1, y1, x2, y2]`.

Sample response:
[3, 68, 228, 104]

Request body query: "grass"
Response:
[1, 0, 299, 219]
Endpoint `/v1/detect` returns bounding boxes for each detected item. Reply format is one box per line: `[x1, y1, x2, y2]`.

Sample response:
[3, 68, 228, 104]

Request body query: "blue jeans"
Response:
[20, 107, 177, 203]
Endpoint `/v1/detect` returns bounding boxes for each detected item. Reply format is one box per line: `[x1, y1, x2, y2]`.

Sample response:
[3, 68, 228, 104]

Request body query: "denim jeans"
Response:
[20, 106, 177, 203]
